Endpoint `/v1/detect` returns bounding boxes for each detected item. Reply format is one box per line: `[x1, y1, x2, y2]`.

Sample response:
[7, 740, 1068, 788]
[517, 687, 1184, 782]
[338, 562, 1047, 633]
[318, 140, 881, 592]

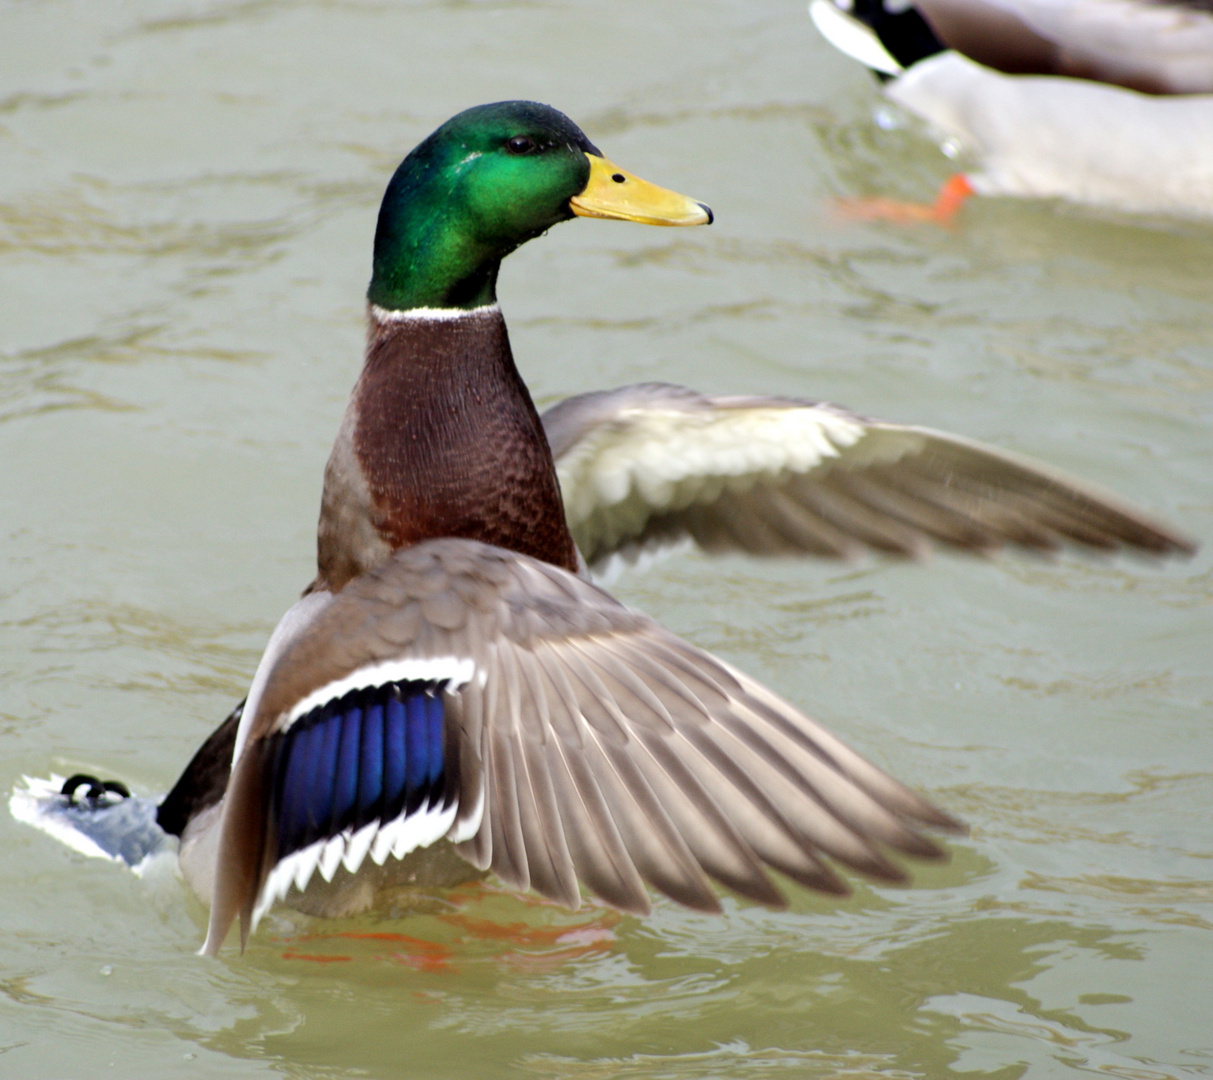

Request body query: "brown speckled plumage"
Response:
[314, 307, 578, 593]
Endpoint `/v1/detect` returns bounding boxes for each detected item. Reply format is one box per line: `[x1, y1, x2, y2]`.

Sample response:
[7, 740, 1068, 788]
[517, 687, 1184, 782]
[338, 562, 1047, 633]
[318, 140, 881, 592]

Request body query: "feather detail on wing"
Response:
[543, 383, 1195, 571]
[203, 537, 963, 953]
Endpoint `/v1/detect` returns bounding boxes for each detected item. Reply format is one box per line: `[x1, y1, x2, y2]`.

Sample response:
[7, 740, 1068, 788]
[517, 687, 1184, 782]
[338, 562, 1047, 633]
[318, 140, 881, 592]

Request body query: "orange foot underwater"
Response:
[836, 173, 975, 225]
[276, 883, 621, 973]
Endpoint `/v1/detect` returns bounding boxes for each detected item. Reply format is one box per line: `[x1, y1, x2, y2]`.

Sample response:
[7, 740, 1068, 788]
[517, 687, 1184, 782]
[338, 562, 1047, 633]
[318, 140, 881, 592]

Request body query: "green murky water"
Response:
[2, 2, 1210, 1077]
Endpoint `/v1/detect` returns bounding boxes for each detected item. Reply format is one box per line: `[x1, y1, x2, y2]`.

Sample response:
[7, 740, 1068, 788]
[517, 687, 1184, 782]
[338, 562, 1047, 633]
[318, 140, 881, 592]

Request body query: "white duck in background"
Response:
[809, 0, 1213, 221]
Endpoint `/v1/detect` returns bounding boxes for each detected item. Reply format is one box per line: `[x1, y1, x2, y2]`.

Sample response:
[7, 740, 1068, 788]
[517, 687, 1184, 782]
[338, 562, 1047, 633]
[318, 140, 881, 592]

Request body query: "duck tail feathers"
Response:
[810, 0, 947, 75]
[810, 0, 906, 74]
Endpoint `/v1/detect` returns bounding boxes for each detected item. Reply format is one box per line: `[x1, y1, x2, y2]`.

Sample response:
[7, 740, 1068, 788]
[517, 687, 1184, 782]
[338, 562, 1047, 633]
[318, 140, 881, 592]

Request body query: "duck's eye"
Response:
[506, 135, 536, 155]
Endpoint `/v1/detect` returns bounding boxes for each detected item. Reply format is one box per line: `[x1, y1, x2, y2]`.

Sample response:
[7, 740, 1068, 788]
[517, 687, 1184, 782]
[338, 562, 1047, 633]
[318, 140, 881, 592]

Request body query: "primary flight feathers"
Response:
[547, 383, 1193, 568]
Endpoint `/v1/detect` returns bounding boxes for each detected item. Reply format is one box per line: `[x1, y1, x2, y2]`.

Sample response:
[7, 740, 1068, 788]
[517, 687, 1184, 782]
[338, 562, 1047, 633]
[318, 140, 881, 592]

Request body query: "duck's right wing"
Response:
[543, 383, 1194, 573]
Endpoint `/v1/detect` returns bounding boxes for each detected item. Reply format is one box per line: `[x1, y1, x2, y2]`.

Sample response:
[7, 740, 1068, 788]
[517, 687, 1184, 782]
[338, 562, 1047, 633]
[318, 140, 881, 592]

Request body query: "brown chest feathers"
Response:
[314, 307, 579, 592]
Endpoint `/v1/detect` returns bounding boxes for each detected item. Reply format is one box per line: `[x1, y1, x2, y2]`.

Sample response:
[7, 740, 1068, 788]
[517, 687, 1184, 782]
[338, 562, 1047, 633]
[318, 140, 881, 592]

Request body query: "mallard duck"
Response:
[12, 102, 1193, 955]
[809, 0, 1213, 219]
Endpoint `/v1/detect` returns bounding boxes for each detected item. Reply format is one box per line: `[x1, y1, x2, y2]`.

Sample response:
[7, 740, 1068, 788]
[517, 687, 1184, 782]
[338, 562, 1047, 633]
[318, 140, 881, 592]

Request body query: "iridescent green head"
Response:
[368, 101, 712, 312]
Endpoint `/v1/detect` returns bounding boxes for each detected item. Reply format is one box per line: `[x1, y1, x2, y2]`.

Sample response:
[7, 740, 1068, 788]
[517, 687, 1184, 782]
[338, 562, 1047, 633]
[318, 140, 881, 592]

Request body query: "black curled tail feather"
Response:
[850, 0, 945, 71]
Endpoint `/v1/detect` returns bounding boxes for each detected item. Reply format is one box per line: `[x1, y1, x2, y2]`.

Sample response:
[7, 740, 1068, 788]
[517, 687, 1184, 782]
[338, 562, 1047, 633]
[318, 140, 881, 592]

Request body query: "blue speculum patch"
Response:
[269, 680, 449, 861]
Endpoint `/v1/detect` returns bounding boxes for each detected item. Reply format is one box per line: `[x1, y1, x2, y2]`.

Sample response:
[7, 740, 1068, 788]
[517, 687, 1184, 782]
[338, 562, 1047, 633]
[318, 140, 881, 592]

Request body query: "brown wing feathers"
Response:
[444, 544, 961, 910]
[203, 533, 965, 946]
[623, 438, 1190, 563]
[208, 538, 965, 948]
[547, 386, 1195, 568]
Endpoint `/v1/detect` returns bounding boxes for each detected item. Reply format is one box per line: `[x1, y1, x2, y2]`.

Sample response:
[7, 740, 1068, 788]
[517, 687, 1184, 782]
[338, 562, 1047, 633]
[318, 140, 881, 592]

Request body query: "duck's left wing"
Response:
[204, 538, 961, 953]
[544, 383, 1194, 572]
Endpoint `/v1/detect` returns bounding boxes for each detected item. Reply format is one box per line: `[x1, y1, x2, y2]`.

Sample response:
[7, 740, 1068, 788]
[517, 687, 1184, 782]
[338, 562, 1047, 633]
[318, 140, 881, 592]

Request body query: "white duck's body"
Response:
[889, 50, 1213, 215]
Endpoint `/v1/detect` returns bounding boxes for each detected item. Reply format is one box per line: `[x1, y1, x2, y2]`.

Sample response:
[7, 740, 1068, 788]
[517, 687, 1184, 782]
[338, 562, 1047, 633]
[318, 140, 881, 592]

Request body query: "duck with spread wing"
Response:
[13, 102, 1194, 954]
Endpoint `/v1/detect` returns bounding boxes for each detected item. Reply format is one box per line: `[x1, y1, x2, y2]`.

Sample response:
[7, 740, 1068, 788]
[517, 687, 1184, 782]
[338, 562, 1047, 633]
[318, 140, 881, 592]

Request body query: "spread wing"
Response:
[543, 383, 1194, 572]
[204, 538, 962, 953]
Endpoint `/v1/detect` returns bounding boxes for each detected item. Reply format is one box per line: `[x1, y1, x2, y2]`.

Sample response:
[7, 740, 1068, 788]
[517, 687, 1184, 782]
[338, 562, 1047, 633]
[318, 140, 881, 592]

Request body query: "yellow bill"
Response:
[570, 154, 713, 226]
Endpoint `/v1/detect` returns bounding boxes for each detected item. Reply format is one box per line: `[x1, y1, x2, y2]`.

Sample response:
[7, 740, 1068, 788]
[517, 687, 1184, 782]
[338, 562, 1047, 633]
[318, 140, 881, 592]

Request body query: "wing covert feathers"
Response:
[205, 537, 963, 952]
[544, 383, 1195, 569]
